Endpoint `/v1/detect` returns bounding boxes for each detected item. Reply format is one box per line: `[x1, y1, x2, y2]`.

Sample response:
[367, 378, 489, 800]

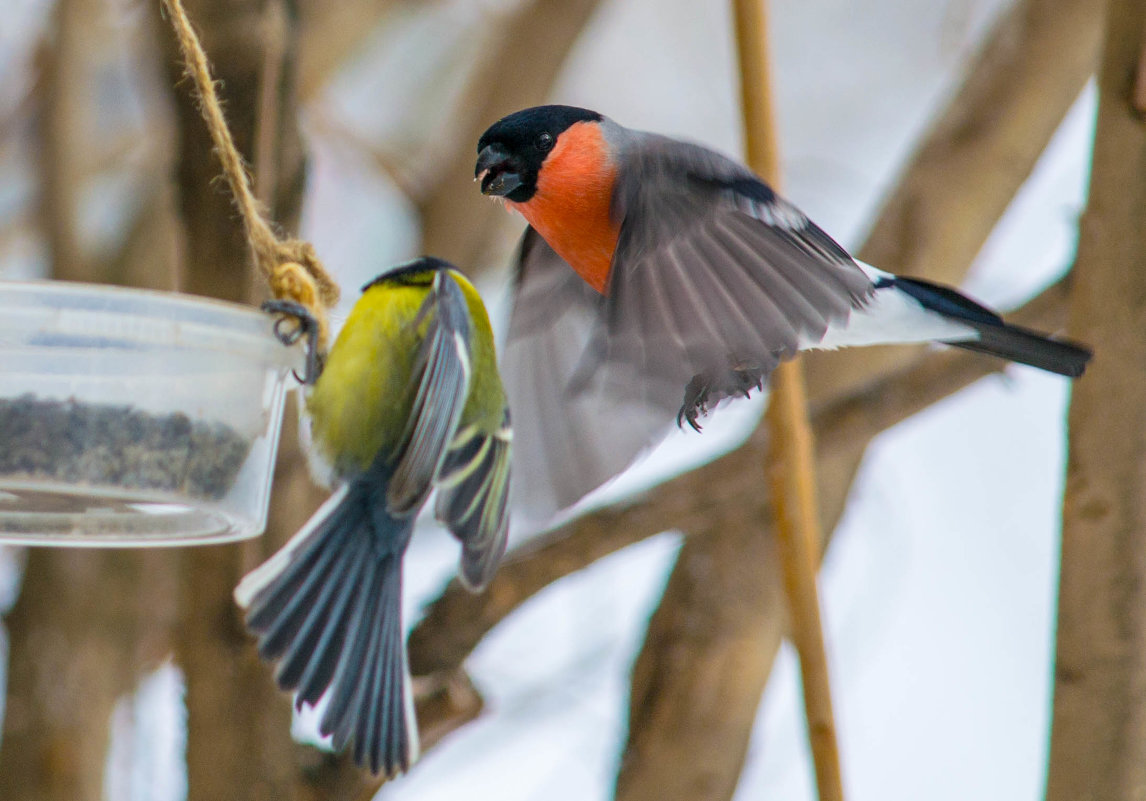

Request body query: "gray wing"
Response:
[433, 409, 512, 591]
[591, 133, 875, 398]
[501, 139, 873, 518]
[500, 227, 676, 518]
[387, 270, 472, 514]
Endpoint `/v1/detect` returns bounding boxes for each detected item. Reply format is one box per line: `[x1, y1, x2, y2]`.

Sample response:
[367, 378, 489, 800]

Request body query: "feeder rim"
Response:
[0, 279, 303, 368]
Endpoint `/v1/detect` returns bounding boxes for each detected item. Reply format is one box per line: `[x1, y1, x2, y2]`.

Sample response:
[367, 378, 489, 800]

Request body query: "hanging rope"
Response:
[161, 0, 340, 346]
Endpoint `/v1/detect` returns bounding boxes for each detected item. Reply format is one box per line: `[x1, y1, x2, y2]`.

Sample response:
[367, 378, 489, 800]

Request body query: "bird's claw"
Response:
[263, 300, 312, 345]
[678, 375, 710, 432]
[677, 367, 767, 432]
[733, 368, 764, 399]
[262, 300, 322, 386]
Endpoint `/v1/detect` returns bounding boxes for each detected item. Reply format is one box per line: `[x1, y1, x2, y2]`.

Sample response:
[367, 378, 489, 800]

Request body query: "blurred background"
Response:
[0, 0, 1120, 799]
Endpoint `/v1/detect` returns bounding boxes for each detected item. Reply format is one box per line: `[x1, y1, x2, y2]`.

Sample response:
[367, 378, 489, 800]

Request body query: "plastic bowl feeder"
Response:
[0, 281, 302, 546]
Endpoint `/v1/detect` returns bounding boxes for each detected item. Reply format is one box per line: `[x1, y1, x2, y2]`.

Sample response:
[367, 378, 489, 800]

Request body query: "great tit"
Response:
[475, 104, 1091, 515]
[235, 256, 512, 776]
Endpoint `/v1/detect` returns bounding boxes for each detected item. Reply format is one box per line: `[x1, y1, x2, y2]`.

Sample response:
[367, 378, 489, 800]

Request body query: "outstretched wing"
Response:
[500, 135, 877, 517]
[588, 132, 874, 397]
[387, 270, 473, 515]
[434, 408, 512, 591]
[499, 227, 680, 518]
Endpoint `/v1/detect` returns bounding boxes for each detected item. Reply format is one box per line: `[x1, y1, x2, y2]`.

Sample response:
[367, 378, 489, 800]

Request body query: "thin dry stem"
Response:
[735, 1, 845, 798]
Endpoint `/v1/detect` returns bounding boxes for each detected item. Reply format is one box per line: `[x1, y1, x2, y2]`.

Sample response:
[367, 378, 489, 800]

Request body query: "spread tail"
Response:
[235, 479, 419, 776]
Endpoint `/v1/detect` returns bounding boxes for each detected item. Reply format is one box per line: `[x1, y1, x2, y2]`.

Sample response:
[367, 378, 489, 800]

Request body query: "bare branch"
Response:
[306, 111, 424, 200]
[35, 0, 87, 283]
[616, 508, 785, 801]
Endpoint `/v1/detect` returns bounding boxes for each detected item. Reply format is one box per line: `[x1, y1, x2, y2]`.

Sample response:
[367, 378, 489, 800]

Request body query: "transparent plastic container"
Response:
[0, 280, 303, 546]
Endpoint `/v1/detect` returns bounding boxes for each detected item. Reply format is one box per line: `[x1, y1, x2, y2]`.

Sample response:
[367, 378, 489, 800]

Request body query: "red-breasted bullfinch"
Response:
[475, 104, 1090, 515]
[235, 257, 511, 776]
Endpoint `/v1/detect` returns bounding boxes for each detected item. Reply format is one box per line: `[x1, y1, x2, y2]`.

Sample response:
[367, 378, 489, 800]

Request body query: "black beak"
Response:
[475, 144, 522, 197]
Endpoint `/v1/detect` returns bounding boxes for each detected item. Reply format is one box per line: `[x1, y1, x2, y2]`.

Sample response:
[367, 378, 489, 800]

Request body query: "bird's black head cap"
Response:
[362, 256, 456, 292]
[475, 105, 603, 202]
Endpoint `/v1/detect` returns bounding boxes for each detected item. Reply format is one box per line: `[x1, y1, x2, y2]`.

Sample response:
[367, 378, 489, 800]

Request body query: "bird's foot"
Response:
[678, 375, 711, 432]
[262, 299, 322, 385]
[677, 367, 767, 432]
[730, 366, 765, 399]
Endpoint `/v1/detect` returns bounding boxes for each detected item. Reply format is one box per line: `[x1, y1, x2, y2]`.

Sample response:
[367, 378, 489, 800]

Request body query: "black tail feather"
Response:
[245, 507, 355, 641]
[237, 475, 418, 777]
[891, 276, 1092, 378]
[254, 523, 357, 664]
[347, 570, 409, 775]
[287, 538, 370, 705]
[948, 324, 1091, 378]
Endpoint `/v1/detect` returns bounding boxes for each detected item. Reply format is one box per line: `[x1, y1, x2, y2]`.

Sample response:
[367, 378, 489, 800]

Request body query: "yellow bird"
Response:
[235, 256, 512, 776]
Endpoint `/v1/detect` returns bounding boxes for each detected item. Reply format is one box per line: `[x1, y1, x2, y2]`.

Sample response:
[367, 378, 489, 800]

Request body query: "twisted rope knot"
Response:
[273, 240, 340, 308]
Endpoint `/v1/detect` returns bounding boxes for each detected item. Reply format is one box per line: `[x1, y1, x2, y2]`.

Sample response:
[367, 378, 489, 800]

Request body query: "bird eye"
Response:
[537, 132, 554, 152]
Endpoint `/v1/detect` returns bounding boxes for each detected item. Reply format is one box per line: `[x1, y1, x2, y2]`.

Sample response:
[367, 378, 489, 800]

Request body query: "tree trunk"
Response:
[1045, 1, 1146, 798]
[160, 1, 327, 798]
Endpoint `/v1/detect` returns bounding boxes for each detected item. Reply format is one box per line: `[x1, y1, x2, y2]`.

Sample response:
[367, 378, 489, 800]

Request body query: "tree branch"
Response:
[615, 507, 786, 801]
[296, 0, 402, 101]
[35, 0, 86, 283]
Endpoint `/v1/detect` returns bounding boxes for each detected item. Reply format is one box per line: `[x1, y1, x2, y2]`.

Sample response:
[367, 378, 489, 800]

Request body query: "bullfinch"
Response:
[234, 257, 512, 776]
[475, 104, 1090, 515]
